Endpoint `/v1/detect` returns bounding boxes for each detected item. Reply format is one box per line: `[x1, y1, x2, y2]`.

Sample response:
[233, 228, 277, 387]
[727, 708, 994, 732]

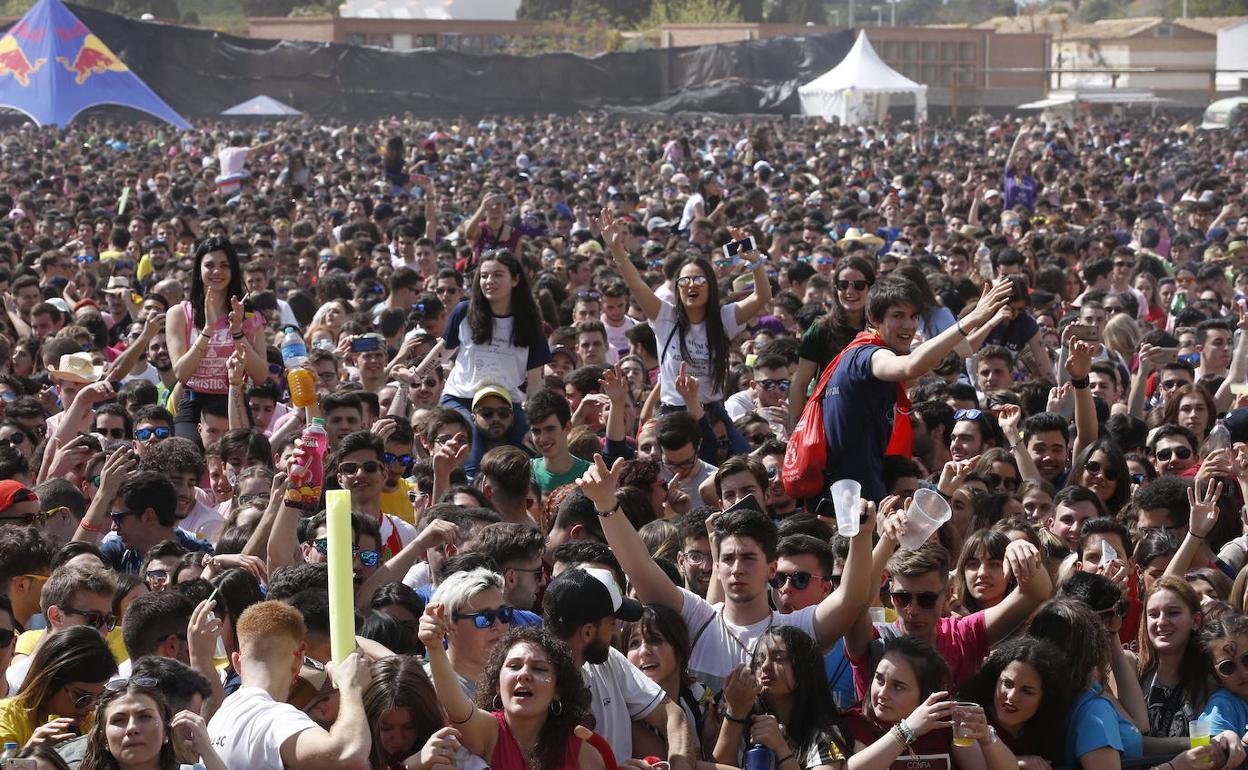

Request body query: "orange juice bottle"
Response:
[287, 368, 317, 409]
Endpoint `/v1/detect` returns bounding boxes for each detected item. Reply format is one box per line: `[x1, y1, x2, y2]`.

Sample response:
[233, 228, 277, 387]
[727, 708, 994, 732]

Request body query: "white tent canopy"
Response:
[798, 31, 927, 125]
[221, 95, 302, 117]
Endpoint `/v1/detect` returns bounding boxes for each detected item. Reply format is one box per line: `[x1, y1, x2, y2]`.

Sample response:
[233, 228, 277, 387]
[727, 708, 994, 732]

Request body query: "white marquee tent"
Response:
[798, 31, 927, 125]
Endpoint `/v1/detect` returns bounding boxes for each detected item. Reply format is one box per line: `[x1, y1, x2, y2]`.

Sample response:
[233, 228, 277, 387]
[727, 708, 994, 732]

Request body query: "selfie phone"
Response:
[351, 335, 382, 353]
[1179, 352, 1201, 366]
[1, 759, 37, 770]
[721, 236, 757, 259]
[1068, 324, 1097, 342]
[1155, 347, 1178, 364]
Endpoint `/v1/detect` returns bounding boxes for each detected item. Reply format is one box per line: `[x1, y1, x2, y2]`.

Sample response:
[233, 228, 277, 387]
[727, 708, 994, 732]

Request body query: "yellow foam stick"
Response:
[325, 490, 356, 664]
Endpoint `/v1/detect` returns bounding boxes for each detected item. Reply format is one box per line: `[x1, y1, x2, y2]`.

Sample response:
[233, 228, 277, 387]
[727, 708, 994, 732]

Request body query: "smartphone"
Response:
[1179, 352, 1201, 366]
[721, 236, 757, 258]
[723, 493, 765, 516]
[1155, 347, 1178, 364]
[2, 759, 38, 770]
[351, 335, 381, 353]
[1068, 324, 1098, 342]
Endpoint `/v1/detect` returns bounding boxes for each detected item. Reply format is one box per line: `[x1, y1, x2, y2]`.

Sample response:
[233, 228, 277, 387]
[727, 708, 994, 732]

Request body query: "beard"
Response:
[584, 636, 611, 665]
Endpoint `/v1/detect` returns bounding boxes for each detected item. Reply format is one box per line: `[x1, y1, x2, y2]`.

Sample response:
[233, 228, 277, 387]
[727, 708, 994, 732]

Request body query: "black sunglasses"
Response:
[339, 461, 383, 476]
[1084, 460, 1118, 481]
[757, 379, 791, 392]
[890, 591, 942, 609]
[474, 407, 513, 420]
[96, 427, 126, 439]
[453, 606, 515, 629]
[836, 279, 869, 291]
[769, 571, 824, 590]
[0, 627, 13, 646]
[1216, 651, 1248, 678]
[1154, 446, 1193, 462]
[61, 605, 117, 632]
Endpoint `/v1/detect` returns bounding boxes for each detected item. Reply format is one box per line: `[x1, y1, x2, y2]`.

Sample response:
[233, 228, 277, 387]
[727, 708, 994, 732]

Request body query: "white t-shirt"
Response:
[180, 500, 226, 544]
[679, 193, 706, 231]
[724, 390, 756, 422]
[208, 686, 318, 770]
[442, 301, 550, 404]
[677, 587, 819, 693]
[602, 313, 638, 355]
[584, 646, 665, 762]
[653, 299, 744, 405]
[121, 361, 161, 387]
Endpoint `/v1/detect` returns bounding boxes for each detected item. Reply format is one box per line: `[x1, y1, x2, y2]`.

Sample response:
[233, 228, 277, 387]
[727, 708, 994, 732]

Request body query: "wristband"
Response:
[896, 718, 916, 745]
[79, 520, 104, 534]
[231, 331, 245, 340]
[956, 318, 968, 337]
[890, 725, 909, 750]
[596, 499, 621, 517]
[723, 712, 751, 725]
[1070, 375, 1090, 389]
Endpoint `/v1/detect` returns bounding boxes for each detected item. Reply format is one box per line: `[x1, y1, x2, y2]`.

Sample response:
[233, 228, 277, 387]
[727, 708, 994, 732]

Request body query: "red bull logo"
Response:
[0, 34, 45, 87]
[56, 34, 127, 85]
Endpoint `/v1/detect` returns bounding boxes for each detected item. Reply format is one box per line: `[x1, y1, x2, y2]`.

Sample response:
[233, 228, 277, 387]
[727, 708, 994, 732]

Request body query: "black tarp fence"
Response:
[3, 6, 853, 119]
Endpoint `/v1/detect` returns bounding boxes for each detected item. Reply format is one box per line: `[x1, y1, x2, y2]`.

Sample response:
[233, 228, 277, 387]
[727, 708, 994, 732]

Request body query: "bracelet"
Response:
[596, 499, 621, 517]
[776, 753, 796, 767]
[1191, 532, 1206, 540]
[1070, 375, 1090, 389]
[229, 380, 244, 388]
[79, 520, 103, 534]
[723, 711, 751, 725]
[890, 725, 909, 750]
[956, 318, 968, 337]
[231, 331, 244, 340]
[896, 718, 916, 745]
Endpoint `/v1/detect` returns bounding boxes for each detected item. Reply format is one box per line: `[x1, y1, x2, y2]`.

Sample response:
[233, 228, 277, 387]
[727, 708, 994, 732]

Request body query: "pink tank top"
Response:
[181, 300, 264, 394]
[489, 711, 583, 770]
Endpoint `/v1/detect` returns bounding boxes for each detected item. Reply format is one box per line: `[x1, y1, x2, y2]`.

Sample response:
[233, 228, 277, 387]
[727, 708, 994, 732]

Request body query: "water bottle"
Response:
[743, 744, 777, 770]
[280, 326, 308, 369]
[285, 418, 327, 511]
[2, 742, 19, 760]
[976, 244, 993, 281]
[1206, 419, 1232, 454]
[1170, 291, 1187, 315]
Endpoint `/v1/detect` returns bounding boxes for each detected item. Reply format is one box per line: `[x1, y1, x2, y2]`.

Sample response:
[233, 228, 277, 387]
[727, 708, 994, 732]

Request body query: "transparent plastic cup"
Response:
[898, 488, 952, 550]
[830, 479, 862, 537]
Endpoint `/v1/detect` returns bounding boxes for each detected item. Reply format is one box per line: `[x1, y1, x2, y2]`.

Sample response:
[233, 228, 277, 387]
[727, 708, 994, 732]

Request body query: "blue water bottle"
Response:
[744, 743, 777, 770]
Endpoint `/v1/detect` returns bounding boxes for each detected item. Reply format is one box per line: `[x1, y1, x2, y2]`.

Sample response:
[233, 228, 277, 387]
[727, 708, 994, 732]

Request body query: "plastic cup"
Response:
[830, 479, 862, 537]
[898, 488, 952, 550]
[953, 702, 982, 747]
[1191, 717, 1210, 763]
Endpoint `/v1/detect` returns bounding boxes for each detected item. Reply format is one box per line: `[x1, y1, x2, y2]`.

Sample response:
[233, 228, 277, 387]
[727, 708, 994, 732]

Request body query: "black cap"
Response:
[544, 568, 643, 628]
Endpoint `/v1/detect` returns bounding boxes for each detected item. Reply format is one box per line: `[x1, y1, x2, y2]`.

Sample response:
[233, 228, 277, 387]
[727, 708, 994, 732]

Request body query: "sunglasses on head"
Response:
[1215, 651, 1248, 678]
[1084, 460, 1118, 480]
[1154, 446, 1193, 462]
[312, 538, 381, 567]
[769, 571, 824, 590]
[836, 279, 869, 291]
[757, 379, 791, 392]
[453, 606, 515, 629]
[890, 590, 942, 609]
[475, 406, 513, 420]
[382, 451, 413, 466]
[577, 290, 602, 301]
[135, 426, 171, 441]
[954, 408, 983, 420]
[339, 460, 383, 476]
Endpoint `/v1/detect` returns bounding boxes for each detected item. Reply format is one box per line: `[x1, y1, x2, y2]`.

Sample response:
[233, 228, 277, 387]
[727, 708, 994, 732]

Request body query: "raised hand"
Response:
[1187, 477, 1223, 540]
[418, 603, 452, 648]
[1066, 339, 1096, 380]
[576, 453, 624, 514]
[674, 361, 699, 404]
[228, 296, 246, 338]
[600, 365, 630, 404]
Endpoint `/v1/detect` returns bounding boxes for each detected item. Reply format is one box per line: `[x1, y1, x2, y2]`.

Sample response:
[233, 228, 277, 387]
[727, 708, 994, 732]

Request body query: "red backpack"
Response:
[781, 331, 912, 499]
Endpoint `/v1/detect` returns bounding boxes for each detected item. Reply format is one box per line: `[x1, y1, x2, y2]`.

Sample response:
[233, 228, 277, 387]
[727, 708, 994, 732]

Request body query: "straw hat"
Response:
[49, 352, 101, 384]
[840, 227, 885, 249]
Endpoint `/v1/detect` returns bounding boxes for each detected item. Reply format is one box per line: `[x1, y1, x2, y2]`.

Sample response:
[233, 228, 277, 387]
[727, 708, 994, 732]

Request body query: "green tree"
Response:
[766, 0, 826, 23]
[240, 0, 298, 16]
[640, 0, 742, 27]
[517, 0, 573, 19]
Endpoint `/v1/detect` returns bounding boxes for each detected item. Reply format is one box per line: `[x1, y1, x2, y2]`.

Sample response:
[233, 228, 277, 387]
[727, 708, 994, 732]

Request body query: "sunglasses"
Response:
[61, 605, 117, 632]
[135, 426, 171, 441]
[1160, 379, 1188, 390]
[676, 275, 709, 288]
[1154, 446, 1193, 462]
[984, 472, 1020, 491]
[383, 452, 413, 466]
[433, 286, 458, 296]
[96, 427, 126, 439]
[577, 290, 602, 301]
[339, 461, 383, 476]
[474, 407, 513, 420]
[0, 433, 26, 447]
[1216, 651, 1248, 678]
[453, 606, 515, 629]
[836, 279, 869, 291]
[0, 627, 13, 646]
[110, 510, 139, 529]
[1113, 260, 1135, 269]
[144, 569, 169, 583]
[312, 538, 381, 567]
[1084, 460, 1118, 480]
[104, 676, 159, 693]
[69, 688, 101, 712]
[1097, 599, 1129, 619]
[890, 590, 942, 609]
[954, 408, 983, 420]
[769, 571, 824, 590]
[413, 376, 439, 389]
[757, 379, 791, 392]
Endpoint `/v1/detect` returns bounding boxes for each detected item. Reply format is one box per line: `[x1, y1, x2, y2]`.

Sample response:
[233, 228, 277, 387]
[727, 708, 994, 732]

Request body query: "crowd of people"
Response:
[0, 107, 1243, 770]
